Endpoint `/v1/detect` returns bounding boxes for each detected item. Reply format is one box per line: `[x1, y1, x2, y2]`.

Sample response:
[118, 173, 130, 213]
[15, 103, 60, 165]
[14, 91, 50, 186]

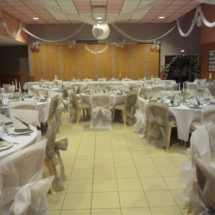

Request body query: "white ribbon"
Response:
[206, 122, 215, 150]
[0, 173, 54, 215]
[133, 110, 147, 138]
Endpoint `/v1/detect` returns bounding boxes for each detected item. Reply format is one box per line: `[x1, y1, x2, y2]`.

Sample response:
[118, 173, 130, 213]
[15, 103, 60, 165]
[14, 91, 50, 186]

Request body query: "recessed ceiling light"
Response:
[159, 16, 165, 19]
[181, 50, 185, 53]
[33, 17, 39, 20]
[96, 17, 102, 20]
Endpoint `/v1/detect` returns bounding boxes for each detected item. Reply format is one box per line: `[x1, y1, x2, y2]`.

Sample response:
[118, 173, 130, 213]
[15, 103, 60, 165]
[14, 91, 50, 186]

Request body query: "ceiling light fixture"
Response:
[33, 17, 39, 20]
[159, 16, 165, 19]
[180, 50, 185, 53]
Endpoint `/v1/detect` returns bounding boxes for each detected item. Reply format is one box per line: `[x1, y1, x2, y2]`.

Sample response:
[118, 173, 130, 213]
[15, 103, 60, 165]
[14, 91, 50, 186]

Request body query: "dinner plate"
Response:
[0, 139, 13, 151]
[8, 125, 34, 135]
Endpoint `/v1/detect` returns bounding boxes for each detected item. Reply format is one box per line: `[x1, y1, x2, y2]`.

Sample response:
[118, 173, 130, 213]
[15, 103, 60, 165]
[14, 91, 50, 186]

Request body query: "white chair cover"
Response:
[68, 90, 77, 123]
[8, 100, 37, 110]
[0, 139, 54, 215]
[147, 102, 169, 148]
[90, 94, 112, 128]
[46, 116, 68, 190]
[180, 125, 212, 200]
[133, 97, 147, 138]
[191, 157, 215, 215]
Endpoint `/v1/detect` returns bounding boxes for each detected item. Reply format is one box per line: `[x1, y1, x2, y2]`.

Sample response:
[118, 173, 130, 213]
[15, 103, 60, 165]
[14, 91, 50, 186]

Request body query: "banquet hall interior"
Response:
[1, 0, 215, 215]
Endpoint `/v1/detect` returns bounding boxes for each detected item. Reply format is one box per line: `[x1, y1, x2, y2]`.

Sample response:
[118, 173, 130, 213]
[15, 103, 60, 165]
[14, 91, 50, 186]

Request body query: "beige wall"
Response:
[32, 44, 159, 81]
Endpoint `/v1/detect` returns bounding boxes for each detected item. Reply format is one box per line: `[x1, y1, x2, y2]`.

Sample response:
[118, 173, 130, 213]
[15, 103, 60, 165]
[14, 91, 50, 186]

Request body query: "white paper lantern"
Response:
[92, 24, 110, 40]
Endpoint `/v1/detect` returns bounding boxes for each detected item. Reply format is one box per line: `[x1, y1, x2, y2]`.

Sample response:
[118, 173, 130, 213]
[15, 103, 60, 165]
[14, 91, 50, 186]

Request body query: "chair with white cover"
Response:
[189, 157, 215, 215]
[139, 87, 154, 99]
[151, 85, 165, 92]
[44, 116, 68, 194]
[180, 125, 213, 201]
[68, 91, 90, 123]
[191, 105, 215, 130]
[133, 97, 147, 138]
[146, 102, 176, 150]
[90, 93, 112, 128]
[8, 100, 37, 110]
[49, 94, 59, 120]
[32, 86, 49, 97]
[0, 139, 54, 215]
[188, 83, 197, 91]
[113, 92, 137, 126]
[208, 84, 215, 97]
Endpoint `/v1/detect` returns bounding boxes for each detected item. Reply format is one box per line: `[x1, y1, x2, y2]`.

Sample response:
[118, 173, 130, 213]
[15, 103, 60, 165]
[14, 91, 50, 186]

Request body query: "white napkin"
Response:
[12, 116, 31, 132]
[0, 138, 11, 147]
[0, 113, 13, 126]
[39, 91, 47, 101]
[28, 89, 34, 97]
[116, 88, 121, 94]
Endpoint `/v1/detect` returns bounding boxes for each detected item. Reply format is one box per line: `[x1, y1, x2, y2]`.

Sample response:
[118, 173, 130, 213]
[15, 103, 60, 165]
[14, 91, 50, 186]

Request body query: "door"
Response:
[19, 57, 30, 89]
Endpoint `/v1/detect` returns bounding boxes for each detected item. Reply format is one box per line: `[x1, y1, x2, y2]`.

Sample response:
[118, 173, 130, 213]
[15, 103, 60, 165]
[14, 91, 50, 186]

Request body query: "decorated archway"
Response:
[164, 54, 200, 81]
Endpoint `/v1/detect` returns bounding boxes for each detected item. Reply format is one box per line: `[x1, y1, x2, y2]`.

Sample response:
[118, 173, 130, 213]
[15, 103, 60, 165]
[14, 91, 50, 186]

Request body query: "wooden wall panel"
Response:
[31, 44, 159, 81]
[200, 42, 215, 80]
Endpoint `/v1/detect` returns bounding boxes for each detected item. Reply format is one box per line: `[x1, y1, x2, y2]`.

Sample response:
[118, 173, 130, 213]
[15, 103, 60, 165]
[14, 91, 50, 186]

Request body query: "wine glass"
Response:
[2, 95, 8, 107]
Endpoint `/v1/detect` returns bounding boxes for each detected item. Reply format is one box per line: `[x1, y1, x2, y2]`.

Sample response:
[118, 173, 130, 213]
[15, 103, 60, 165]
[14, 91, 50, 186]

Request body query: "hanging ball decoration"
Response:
[92, 24, 110, 40]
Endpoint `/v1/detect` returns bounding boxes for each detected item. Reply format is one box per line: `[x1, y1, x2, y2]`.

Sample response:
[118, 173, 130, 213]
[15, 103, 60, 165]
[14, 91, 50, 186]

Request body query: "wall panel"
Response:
[32, 43, 159, 81]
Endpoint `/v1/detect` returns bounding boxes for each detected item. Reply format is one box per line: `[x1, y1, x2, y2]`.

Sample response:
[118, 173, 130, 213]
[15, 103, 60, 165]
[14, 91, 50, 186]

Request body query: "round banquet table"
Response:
[81, 93, 126, 107]
[0, 126, 38, 161]
[0, 98, 51, 123]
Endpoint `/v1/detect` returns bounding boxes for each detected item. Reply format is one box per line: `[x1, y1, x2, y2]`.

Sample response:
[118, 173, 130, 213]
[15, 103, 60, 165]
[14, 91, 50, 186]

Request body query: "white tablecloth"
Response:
[0, 126, 38, 161]
[169, 105, 201, 141]
[81, 93, 126, 107]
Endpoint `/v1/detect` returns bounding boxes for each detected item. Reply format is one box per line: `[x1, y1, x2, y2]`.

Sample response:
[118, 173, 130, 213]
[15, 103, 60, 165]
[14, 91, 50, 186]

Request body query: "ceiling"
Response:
[0, 0, 202, 25]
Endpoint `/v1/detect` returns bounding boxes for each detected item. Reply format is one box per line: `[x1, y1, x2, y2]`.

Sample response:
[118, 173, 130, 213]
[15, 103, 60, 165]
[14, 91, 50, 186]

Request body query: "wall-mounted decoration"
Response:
[209, 50, 215, 71]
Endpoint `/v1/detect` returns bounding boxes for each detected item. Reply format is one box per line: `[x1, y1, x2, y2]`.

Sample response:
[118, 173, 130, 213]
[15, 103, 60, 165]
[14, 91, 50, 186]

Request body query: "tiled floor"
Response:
[47, 114, 190, 215]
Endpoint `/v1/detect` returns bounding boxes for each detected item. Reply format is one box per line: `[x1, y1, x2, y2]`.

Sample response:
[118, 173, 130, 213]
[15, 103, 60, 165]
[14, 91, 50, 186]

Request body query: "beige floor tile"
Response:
[67, 179, 93, 192]
[150, 206, 182, 215]
[63, 193, 91, 209]
[56, 168, 72, 180]
[71, 169, 93, 179]
[145, 190, 177, 207]
[62, 160, 75, 169]
[148, 151, 169, 158]
[117, 178, 143, 191]
[76, 152, 95, 160]
[121, 208, 152, 215]
[46, 193, 65, 210]
[92, 192, 120, 209]
[113, 151, 132, 159]
[94, 159, 115, 168]
[95, 145, 112, 151]
[128, 145, 147, 151]
[95, 152, 113, 159]
[170, 190, 189, 206]
[163, 177, 186, 190]
[136, 167, 161, 177]
[133, 158, 155, 167]
[157, 166, 180, 177]
[112, 145, 130, 152]
[115, 167, 139, 178]
[152, 157, 176, 167]
[171, 157, 189, 167]
[94, 168, 116, 178]
[131, 151, 150, 159]
[114, 158, 135, 168]
[73, 160, 94, 169]
[91, 209, 121, 215]
[60, 210, 90, 215]
[140, 177, 168, 190]
[78, 146, 95, 152]
[61, 152, 76, 160]
[119, 191, 148, 208]
[50, 210, 61, 215]
[93, 178, 118, 192]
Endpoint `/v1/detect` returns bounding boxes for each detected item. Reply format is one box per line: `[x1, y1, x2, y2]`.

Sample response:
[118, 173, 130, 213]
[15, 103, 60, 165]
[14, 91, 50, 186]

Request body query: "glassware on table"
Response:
[0, 121, 6, 137]
[2, 96, 9, 107]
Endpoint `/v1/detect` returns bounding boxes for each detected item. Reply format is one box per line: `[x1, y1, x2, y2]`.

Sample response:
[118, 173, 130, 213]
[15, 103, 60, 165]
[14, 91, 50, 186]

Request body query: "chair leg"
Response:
[122, 110, 126, 126]
[77, 109, 81, 123]
[82, 109, 85, 119]
[43, 159, 57, 194]
[166, 127, 172, 151]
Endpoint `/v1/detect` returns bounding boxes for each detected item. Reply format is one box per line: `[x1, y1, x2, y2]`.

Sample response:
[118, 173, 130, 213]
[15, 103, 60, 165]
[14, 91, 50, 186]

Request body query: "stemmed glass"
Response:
[2, 95, 9, 107]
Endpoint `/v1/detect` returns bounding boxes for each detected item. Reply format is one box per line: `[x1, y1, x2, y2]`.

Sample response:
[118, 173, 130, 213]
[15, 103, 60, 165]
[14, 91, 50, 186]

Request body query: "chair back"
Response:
[201, 105, 215, 124]
[49, 94, 59, 118]
[188, 83, 197, 91]
[131, 86, 141, 93]
[125, 93, 137, 110]
[147, 102, 169, 147]
[172, 83, 179, 91]
[0, 139, 53, 215]
[8, 100, 37, 110]
[90, 93, 111, 128]
[208, 85, 215, 97]
[9, 109, 39, 128]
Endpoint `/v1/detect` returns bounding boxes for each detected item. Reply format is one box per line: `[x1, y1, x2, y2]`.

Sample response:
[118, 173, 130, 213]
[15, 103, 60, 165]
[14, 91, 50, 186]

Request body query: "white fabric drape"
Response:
[0, 139, 54, 215]
[90, 94, 112, 128]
